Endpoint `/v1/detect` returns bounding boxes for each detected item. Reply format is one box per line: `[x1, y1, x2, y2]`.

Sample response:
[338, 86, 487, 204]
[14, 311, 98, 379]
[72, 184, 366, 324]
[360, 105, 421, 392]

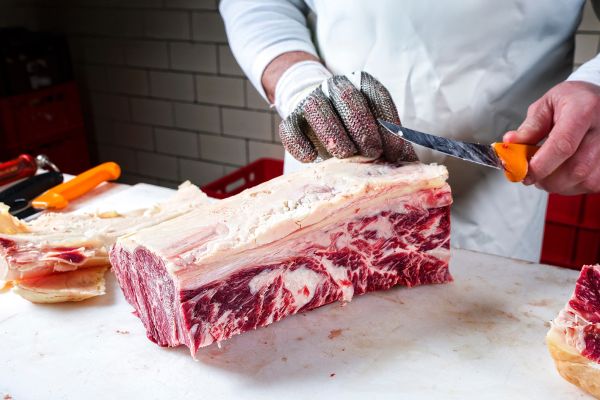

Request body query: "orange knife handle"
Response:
[491, 143, 540, 182]
[32, 162, 121, 209]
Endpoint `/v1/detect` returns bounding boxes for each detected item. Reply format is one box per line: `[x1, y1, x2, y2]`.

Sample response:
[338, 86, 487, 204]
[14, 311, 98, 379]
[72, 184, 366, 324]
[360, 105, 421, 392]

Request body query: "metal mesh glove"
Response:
[278, 69, 417, 163]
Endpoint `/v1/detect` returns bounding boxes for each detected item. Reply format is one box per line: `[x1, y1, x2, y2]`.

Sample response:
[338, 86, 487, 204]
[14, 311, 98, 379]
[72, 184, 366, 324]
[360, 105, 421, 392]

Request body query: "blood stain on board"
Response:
[328, 329, 343, 339]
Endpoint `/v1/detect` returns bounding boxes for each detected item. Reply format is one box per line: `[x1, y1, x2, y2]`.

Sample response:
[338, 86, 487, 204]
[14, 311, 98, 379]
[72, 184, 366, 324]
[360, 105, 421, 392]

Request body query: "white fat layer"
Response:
[116, 159, 450, 276]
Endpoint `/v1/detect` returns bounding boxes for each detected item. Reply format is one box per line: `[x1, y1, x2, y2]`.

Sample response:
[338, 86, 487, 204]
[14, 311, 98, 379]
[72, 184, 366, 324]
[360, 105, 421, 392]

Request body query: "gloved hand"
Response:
[274, 61, 417, 163]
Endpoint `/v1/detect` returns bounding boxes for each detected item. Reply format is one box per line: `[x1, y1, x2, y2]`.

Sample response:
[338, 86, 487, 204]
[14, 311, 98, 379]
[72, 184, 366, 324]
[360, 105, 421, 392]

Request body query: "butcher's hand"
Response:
[503, 81, 600, 195]
[263, 52, 416, 163]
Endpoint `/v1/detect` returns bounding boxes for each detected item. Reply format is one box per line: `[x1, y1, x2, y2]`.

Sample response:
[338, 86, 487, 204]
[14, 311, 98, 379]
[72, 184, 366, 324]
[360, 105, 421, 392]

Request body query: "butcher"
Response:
[219, 1, 600, 262]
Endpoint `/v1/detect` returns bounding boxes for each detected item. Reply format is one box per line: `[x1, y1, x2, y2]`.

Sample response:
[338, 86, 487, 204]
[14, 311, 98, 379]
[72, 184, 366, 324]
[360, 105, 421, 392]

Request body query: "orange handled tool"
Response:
[31, 162, 121, 210]
[491, 143, 540, 182]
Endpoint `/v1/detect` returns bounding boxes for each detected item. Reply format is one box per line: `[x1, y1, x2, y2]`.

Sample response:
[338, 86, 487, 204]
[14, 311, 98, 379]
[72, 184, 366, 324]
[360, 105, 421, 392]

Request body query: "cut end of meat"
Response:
[548, 264, 600, 398]
[110, 157, 453, 355]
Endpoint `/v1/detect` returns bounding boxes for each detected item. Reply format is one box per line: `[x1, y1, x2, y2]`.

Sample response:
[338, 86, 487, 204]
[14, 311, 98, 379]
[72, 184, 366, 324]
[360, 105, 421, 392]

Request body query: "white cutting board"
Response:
[0, 186, 591, 399]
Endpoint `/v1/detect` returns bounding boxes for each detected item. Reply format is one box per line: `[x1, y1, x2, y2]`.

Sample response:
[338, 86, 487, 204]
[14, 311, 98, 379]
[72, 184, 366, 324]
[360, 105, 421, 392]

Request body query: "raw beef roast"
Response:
[0, 182, 208, 302]
[547, 264, 600, 398]
[110, 157, 453, 354]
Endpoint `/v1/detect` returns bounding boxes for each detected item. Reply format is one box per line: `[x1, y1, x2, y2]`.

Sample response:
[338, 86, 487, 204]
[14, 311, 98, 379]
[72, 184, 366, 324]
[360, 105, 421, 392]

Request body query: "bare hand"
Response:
[503, 81, 600, 195]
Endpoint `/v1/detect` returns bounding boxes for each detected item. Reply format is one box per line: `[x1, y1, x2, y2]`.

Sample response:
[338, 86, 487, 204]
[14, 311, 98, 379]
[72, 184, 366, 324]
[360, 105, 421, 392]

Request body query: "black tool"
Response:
[0, 171, 64, 215]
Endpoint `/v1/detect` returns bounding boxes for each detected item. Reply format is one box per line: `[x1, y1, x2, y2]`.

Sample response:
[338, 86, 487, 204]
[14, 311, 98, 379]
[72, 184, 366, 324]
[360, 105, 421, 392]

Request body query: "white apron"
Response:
[284, 0, 585, 262]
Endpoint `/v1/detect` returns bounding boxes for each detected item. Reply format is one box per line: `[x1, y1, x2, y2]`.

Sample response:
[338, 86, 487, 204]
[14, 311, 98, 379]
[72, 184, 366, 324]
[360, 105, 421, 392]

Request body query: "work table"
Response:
[0, 183, 590, 399]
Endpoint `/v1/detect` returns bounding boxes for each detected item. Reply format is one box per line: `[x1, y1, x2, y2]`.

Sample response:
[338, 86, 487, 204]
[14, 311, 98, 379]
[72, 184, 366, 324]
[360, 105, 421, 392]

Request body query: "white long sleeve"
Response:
[568, 53, 600, 86]
[219, 0, 320, 100]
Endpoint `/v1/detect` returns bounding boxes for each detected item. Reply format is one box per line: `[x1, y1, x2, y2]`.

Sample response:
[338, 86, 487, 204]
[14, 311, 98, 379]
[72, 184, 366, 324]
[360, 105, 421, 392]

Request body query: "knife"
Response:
[15, 162, 121, 220]
[378, 120, 540, 182]
[0, 172, 64, 215]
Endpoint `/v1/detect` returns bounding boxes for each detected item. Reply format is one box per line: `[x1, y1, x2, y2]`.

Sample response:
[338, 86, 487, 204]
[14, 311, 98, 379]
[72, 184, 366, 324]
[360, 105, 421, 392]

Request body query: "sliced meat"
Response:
[0, 182, 210, 302]
[547, 264, 600, 398]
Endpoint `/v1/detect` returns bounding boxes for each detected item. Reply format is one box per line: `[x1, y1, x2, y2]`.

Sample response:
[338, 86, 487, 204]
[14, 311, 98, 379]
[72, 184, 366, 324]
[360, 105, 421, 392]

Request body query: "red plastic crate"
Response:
[202, 158, 284, 199]
[582, 194, 600, 229]
[545, 193, 583, 225]
[0, 81, 84, 149]
[574, 229, 600, 267]
[540, 222, 578, 268]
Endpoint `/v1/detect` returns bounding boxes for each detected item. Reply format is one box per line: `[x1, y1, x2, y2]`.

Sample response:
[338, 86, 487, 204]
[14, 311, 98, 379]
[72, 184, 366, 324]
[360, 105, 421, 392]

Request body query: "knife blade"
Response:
[378, 120, 539, 182]
[0, 171, 64, 215]
[15, 162, 121, 220]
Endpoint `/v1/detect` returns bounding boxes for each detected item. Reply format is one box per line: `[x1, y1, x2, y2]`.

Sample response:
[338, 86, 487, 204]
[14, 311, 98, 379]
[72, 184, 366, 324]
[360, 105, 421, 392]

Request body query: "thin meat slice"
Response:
[547, 264, 600, 398]
[0, 182, 210, 302]
[110, 157, 453, 355]
[13, 265, 109, 303]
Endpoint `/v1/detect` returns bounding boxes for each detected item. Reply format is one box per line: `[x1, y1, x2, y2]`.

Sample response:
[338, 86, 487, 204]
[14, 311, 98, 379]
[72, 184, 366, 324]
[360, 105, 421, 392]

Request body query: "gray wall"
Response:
[1, 0, 600, 189]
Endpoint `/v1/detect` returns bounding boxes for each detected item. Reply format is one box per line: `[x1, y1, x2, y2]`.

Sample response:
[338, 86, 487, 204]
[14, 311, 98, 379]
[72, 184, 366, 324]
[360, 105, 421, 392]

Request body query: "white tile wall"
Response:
[130, 98, 173, 126]
[195, 75, 244, 106]
[179, 158, 224, 185]
[173, 102, 220, 133]
[169, 42, 217, 73]
[218, 45, 245, 76]
[114, 122, 155, 151]
[91, 93, 130, 120]
[11, 1, 597, 187]
[155, 127, 199, 157]
[199, 134, 246, 165]
[106, 67, 149, 96]
[222, 108, 272, 141]
[125, 40, 169, 69]
[137, 151, 178, 180]
[249, 141, 285, 162]
[192, 12, 227, 42]
[165, 0, 217, 10]
[143, 10, 190, 39]
[575, 34, 600, 65]
[150, 71, 195, 101]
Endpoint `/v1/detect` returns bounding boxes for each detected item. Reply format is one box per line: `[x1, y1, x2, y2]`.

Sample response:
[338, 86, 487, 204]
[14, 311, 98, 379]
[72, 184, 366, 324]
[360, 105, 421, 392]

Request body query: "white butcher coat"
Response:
[220, 0, 600, 262]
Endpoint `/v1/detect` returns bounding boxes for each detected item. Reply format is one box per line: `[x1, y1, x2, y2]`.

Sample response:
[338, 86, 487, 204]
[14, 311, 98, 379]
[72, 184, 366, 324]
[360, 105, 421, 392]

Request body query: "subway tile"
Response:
[137, 151, 178, 180]
[179, 158, 224, 186]
[222, 108, 272, 140]
[245, 80, 269, 110]
[155, 127, 199, 157]
[78, 65, 107, 91]
[218, 45, 244, 76]
[580, 0, 600, 31]
[144, 10, 190, 39]
[165, 0, 217, 9]
[125, 40, 169, 68]
[170, 42, 217, 73]
[113, 122, 154, 151]
[272, 113, 282, 143]
[150, 71, 195, 101]
[192, 12, 227, 42]
[92, 118, 114, 144]
[200, 134, 246, 165]
[174, 102, 220, 133]
[119, 172, 161, 186]
[248, 141, 284, 162]
[575, 34, 600, 64]
[156, 179, 181, 189]
[64, 8, 143, 37]
[106, 67, 149, 95]
[82, 38, 126, 65]
[97, 145, 137, 173]
[131, 98, 173, 126]
[195, 75, 244, 106]
[90, 93, 130, 120]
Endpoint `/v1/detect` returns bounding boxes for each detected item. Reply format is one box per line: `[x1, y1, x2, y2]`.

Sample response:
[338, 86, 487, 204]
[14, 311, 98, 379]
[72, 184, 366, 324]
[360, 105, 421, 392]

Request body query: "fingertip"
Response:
[503, 131, 518, 143]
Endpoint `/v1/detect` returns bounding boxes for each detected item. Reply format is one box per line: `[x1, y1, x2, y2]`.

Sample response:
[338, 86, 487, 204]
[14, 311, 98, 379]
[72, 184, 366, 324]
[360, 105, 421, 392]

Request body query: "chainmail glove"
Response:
[275, 61, 416, 163]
